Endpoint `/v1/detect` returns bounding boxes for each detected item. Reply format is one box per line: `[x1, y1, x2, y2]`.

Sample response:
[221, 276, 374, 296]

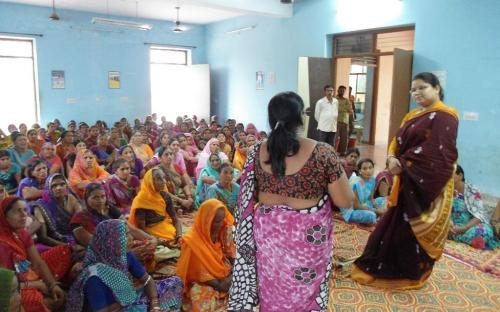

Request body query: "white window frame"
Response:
[149, 46, 192, 66]
[0, 35, 40, 125]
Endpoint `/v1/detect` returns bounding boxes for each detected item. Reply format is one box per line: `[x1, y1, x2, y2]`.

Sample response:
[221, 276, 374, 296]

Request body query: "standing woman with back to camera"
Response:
[228, 92, 353, 311]
[352, 72, 459, 289]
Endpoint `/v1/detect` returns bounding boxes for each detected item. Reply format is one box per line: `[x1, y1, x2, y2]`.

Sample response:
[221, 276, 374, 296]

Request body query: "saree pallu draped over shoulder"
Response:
[228, 142, 334, 311]
[352, 101, 459, 289]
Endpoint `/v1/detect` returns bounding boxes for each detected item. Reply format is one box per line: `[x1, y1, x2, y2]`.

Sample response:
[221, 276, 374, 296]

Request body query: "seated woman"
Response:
[340, 158, 385, 225]
[374, 159, 394, 198]
[130, 131, 154, 164]
[341, 147, 360, 180]
[129, 168, 182, 245]
[68, 149, 109, 199]
[0, 149, 21, 195]
[17, 159, 48, 210]
[179, 133, 199, 178]
[0, 268, 24, 312]
[104, 158, 140, 215]
[63, 140, 87, 176]
[8, 132, 35, 171]
[55, 130, 76, 162]
[449, 165, 499, 250]
[232, 134, 256, 171]
[37, 142, 63, 175]
[32, 173, 81, 248]
[155, 147, 195, 212]
[70, 183, 158, 270]
[217, 132, 232, 161]
[89, 132, 117, 169]
[176, 199, 234, 311]
[66, 219, 183, 312]
[207, 163, 240, 215]
[118, 145, 145, 179]
[27, 128, 44, 155]
[195, 138, 228, 178]
[0, 197, 70, 312]
[195, 153, 221, 208]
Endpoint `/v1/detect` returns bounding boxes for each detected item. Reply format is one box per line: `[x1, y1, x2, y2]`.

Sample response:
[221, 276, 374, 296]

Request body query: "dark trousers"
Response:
[337, 122, 349, 155]
[317, 130, 336, 146]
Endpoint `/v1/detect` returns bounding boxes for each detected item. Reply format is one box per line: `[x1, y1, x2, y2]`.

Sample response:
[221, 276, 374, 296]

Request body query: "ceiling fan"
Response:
[172, 6, 189, 33]
[49, 0, 60, 20]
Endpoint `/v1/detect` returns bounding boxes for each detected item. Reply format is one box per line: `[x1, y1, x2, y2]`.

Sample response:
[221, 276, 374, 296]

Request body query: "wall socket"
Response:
[463, 111, 479, 121]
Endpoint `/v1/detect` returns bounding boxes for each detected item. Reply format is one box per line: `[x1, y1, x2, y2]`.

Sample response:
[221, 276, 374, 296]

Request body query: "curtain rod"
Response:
[144, 42, 196, 49]
[0, 31, 43, 37]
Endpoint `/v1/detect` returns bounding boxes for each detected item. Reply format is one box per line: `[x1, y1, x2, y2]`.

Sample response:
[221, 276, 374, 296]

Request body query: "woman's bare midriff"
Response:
[258, 138, 326, 210]
[258, 192, 323, 210]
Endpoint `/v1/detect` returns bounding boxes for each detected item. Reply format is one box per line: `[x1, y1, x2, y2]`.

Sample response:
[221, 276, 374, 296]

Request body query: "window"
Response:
[150, 46, 209, 120]
[150, 47, 191, 65]
[349, 65, 367, 114]
[0, 37, 39, 132]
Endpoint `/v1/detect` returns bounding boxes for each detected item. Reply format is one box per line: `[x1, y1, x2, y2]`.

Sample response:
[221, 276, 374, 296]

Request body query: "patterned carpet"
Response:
[330, 220, 500, 311]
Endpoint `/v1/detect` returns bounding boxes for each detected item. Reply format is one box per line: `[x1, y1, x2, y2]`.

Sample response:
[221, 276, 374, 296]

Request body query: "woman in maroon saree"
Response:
[352, 72, 459, 289]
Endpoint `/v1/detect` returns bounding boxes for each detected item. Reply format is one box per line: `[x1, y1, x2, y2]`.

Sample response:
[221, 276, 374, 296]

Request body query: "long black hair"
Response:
[413, 72, 445, 101]
[265, 92, 304, 176]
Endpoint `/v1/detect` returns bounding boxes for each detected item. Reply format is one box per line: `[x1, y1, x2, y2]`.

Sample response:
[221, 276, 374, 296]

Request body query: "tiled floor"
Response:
[356, 143, 388, 173]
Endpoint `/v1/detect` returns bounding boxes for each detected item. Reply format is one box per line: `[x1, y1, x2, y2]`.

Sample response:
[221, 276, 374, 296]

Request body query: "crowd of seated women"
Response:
[0, 114, 263, 311]
[0, 113, 498, 312]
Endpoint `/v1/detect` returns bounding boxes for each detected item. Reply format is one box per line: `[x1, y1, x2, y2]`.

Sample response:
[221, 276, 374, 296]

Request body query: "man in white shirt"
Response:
[314, 85, 338, 146]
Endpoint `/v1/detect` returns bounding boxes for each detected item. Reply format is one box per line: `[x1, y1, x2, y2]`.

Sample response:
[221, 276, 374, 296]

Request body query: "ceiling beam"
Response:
[184, 0, 293, 18]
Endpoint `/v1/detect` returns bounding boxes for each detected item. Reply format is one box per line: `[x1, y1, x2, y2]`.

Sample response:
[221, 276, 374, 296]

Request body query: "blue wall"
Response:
[206, 0, 500, 196]
[0, 2, 206, 126]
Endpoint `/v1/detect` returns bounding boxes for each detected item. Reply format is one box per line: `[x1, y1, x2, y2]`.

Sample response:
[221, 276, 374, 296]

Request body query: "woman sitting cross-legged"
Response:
[176, 199, 235, 311]
[340, 158, 386, 225]
[68, 149, 109, 199]
[156, 146, 194, 212]
[129, 168, 183, 247]
[195, 153, 221, 209]
[449, 165, 499, 250]
[0, 197, 71, 312]
[32, 173, 82, 248]
[104, 158, 140, 215]
[66, 219, 183, 312]
[17, 158, 48, 209]
[70, 183, 158, 271]
[206, 163, 240, 215]
[118, 144, 145, 179]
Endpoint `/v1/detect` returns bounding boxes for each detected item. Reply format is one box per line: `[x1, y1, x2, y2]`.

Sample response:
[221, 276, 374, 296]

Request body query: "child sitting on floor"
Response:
[0, 149, 21, 195]
[340, 158, 386, 225]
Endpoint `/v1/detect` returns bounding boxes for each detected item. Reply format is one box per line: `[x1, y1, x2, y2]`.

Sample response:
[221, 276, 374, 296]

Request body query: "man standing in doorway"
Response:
[336, 85, 352, 155]
[314, 85, 338, 146]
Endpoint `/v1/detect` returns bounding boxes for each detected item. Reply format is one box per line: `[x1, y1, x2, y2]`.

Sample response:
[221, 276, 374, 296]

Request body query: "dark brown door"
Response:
[387, 49, 413, 143]
[306, 57, 333, 140]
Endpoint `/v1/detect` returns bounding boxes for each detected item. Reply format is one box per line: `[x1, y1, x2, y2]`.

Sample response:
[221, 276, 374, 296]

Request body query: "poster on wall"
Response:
[256, 71, 264, 90]
[108, 71, 121, 89]
[51, 70, 65, 89]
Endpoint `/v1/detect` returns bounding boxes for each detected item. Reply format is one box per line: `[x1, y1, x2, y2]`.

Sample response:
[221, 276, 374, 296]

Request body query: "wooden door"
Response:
[387, 49, 413, 143]
[305, 57, 333, 140]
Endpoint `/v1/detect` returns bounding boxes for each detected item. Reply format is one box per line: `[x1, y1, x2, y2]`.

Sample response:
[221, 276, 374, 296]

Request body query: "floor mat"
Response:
[330, 219, 500, 311]
[444, 239, 500, 276]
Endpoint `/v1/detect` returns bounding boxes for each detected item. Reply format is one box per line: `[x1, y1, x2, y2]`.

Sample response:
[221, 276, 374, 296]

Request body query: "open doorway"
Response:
[331, 26, 414, 170]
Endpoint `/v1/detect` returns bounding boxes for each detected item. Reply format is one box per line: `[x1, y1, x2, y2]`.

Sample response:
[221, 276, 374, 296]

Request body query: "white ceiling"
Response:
[0, 0, 293, 24]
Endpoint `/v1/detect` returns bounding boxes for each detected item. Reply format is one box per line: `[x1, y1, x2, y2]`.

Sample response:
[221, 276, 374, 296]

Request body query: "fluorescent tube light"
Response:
[226, 26, 255, 35]
[91, 17, 153, 31]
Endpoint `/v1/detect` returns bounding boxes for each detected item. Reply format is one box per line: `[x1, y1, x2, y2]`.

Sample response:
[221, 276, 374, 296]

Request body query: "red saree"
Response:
[0, 197, 71, 312]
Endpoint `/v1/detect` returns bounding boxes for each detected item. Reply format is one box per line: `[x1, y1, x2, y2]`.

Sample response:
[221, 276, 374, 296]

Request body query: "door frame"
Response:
[331, 24, 415, 145]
